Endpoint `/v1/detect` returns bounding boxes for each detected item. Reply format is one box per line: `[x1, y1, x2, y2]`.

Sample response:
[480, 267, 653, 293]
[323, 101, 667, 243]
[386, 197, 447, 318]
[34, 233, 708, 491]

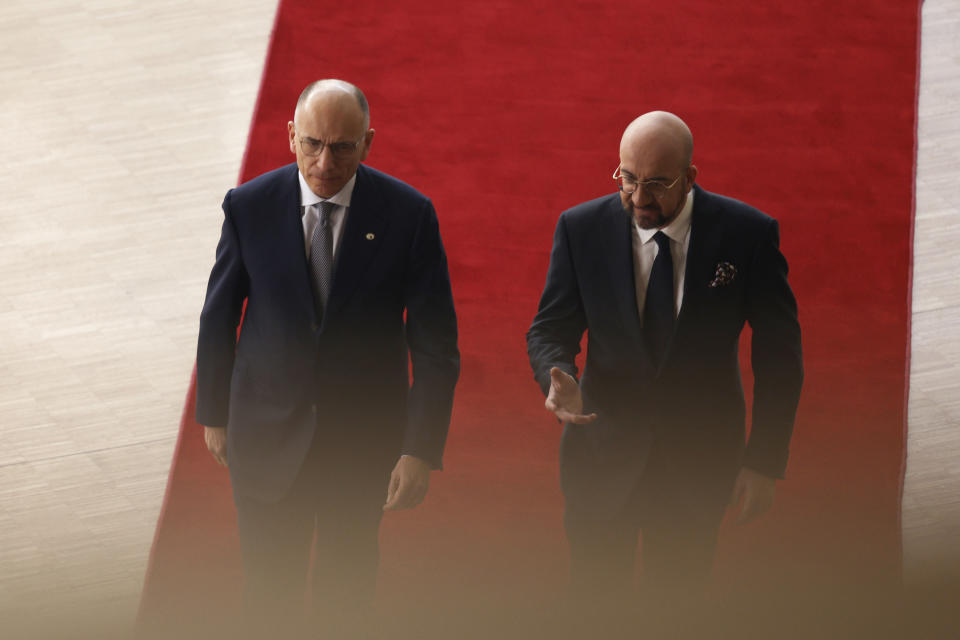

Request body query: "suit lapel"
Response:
[276, 165, 319, 323]
[676, 185, 725, 330]
[323, 165, 387, 322]
[597, 198, 656, 370]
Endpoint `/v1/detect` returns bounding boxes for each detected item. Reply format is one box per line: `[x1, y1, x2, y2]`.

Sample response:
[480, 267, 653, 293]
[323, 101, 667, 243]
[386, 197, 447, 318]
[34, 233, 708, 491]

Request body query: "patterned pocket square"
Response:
[708, 261, 737, 288]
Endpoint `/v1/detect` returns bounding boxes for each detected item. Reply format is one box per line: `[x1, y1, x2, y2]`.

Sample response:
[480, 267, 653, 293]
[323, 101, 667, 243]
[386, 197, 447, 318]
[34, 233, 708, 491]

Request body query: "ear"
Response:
[287, 121, 297, 155]
[359, 128, 375, 162]
[686, 164, 698, 186]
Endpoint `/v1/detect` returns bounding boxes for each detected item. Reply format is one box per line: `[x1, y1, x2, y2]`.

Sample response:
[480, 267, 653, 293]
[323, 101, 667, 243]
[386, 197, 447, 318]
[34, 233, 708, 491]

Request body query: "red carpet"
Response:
[139, 0, 920, 632]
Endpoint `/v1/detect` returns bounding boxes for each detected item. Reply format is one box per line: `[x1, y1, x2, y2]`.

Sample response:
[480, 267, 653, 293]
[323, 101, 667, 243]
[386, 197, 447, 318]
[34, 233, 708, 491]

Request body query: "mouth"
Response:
[635, 205, 660, 217]
[629, 204, 665, 229]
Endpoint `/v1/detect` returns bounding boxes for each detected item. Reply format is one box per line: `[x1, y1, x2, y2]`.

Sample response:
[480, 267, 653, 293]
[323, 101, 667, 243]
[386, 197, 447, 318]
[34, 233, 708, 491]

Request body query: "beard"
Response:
[621, 190, 686, 229]
[632, 205, 668, 229]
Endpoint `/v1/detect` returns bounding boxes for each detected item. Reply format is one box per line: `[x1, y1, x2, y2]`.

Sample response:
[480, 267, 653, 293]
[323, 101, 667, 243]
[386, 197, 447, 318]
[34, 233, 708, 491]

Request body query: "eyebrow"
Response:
[621, 169, 670, 182]
[301, 135, 354, 145]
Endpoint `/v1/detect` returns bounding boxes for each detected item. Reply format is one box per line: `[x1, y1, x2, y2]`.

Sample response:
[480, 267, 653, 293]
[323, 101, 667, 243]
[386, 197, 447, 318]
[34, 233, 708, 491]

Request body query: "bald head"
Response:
[617, 111, 697, 229]
[620, 111, 693, 171]
[295, 79, 370, 129]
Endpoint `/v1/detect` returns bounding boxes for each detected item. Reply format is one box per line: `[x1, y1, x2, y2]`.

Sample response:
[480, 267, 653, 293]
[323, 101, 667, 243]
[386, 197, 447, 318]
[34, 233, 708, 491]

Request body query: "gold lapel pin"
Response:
[365, 233, 375, 240]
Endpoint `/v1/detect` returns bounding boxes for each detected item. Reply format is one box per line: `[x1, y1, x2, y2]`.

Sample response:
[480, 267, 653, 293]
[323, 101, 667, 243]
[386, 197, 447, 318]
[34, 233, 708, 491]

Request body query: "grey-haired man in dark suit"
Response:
[196, 79, 460, 634]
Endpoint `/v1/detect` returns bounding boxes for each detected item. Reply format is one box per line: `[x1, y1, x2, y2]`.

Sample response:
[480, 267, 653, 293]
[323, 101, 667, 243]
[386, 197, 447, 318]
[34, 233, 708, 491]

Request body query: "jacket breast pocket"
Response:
[697, 280, 746, 323]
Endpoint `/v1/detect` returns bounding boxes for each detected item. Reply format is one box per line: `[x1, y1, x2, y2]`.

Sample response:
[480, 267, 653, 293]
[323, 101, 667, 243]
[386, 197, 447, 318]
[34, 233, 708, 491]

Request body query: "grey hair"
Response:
[295, 79, 370, 129]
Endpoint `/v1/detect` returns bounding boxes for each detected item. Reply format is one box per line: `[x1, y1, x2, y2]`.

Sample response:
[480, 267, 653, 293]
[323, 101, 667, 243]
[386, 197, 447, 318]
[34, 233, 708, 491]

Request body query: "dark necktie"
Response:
[643, 231, 675, 366]
[309, 201, 336, 318]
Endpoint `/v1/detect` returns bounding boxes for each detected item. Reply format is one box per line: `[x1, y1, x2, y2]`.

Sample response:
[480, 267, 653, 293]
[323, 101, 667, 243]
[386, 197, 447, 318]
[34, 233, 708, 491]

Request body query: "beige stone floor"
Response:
[0, 0, 956, 637]
[0, 0, 277, 635]
[902, 0, 960, 582]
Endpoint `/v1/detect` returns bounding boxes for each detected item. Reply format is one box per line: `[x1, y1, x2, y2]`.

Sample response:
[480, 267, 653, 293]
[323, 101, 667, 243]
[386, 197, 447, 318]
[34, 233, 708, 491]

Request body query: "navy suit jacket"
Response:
[196, 163, 460, 502]
[527, 185, 803, 519]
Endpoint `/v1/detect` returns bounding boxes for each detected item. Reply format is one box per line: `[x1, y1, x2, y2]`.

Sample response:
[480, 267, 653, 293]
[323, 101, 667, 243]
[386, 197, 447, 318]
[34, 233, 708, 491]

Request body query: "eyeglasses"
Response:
[298, 133, 366, 158]
[612, 165, 683, 199]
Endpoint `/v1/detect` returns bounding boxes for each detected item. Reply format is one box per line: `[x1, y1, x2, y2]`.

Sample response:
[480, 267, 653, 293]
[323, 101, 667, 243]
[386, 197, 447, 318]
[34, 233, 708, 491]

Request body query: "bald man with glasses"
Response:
[195, 79, 459, 635]
[527, 111, 803, 603]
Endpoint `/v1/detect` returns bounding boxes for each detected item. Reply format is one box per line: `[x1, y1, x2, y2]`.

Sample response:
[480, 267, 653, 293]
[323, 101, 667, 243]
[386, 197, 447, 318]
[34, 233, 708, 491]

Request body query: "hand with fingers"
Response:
[544, 366, 598, 425]
[383, 455, 432, 511]
[203, 425, 228, 468]
[728, 466, 776, 524]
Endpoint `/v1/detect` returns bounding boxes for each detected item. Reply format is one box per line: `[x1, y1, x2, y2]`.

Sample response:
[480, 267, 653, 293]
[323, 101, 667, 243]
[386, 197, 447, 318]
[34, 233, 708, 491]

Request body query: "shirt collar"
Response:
[297, 171, 357, 209]
[635, 188, 695, 245]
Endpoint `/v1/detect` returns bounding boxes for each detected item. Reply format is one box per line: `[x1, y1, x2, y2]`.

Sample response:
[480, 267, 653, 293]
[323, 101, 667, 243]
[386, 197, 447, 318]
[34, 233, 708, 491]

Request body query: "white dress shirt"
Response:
[298, 170, 417, 464]
[298, 171, 356, 260]
[632, 189, 695, 324]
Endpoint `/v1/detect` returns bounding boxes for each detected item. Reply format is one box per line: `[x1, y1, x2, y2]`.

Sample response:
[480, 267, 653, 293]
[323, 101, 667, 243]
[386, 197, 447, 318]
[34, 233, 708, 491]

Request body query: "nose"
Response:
[315, 144, 337, 172]
[631, 186, 654, 208]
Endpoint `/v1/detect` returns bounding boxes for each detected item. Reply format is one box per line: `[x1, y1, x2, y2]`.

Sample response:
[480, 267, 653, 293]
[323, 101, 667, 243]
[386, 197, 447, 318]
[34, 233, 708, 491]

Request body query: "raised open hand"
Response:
[544, 367, 598, 424]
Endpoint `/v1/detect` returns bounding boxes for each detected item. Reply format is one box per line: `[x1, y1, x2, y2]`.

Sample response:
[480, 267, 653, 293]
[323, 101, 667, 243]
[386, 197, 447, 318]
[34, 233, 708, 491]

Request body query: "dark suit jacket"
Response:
[527, 185, 802, 520]
[196, 163, 460, 502]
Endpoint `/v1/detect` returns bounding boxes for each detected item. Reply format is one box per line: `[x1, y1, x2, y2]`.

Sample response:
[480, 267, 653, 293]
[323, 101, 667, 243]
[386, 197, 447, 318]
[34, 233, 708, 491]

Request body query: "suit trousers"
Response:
[564, 441, 727, 604]
[233, 424, 390, 636]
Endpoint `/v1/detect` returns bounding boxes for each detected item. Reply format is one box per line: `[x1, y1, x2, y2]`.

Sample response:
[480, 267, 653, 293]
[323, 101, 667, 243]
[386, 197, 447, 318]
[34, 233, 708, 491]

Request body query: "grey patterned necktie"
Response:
[309, 201, 336, 317]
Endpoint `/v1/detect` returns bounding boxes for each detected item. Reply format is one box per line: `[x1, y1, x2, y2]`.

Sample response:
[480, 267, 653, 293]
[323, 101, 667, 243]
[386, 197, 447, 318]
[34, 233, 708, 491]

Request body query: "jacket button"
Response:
[311, 323, 319, 332]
